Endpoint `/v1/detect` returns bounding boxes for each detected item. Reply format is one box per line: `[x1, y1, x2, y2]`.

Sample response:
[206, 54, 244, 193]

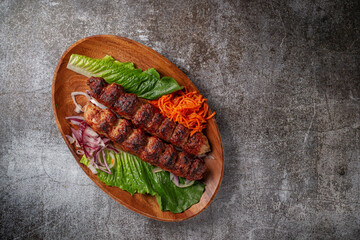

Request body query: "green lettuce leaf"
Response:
[67, 54, 183, 100]
[80, 155, 90, 166]
[84, 150, 205, 213]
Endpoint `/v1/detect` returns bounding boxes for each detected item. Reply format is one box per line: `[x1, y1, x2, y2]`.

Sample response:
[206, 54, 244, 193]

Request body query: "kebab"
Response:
[87, 77, 211, 156]
[83, 102, 207, 181]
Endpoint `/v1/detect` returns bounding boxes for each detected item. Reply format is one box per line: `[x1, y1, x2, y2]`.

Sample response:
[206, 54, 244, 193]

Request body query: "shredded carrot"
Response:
[151, 88, 215, 136]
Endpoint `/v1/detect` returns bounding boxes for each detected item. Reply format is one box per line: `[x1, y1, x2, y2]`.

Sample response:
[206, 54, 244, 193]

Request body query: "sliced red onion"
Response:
[83, 144, 100, 150]
[97, 138, 108, 148]
[106, 146, 119, 153]
[70, 127, 82, 145]
[102, 150, 112, 174]
[76, 149, 84, 155]
[173, 175, 179, 186]
[65, 135, 75, 144]
[83, 146, 91, 159]
[65, 116, 85, 126]
[98, 166, 106, 171]
[84, 146, 97, 158]
[83, 135, 102, 147]
[66, 114, 117, 175]
[78, 121, 88, 143]
[71, 91, 91, 99]
[71, 133, 80, 148]
[84, 126, 98, 138]
[103, 138, 110, 145]
[65, 116, 85, 121]
[93, 151, 98, 164]
[89, 155, 94, 165]
[98, 166, 110, 173]
[97, 151, 105, 166]
[70, 119, 81, 126]
[170, 173, 179, 186]
[65, 117, 85, 126]
[169, 173, 195, 188]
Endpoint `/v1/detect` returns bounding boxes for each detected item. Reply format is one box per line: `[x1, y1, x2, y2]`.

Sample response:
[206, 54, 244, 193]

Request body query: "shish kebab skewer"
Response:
[83, 102, 207, 181]
[87, 77, 211, 157]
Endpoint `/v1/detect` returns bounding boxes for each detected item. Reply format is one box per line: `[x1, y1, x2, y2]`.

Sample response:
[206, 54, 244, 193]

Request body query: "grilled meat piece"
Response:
[113, 93, 142, 119]
[132, 103, 157, 128]
[144, 112, 164, 133]
[84, 102, 207, 181]
[108, 119, 133, 143]
[87, 77, 211, 156]
[183, 132, 210, 156]
[84, 107, 117, 135]
[140, 136, 165, 164]
[122, 128, 148, 155]
[88, 77, 107, 98]
[176, 152, 192, 175]
[99, 83, 126, 107]
[158, 144, 177, 169]
[156, 118, 177, 142]
[169, 124, 190, 147]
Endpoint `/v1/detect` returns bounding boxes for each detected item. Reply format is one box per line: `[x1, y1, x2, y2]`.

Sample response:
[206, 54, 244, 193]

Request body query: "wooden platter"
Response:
[52, 35, 224, 221]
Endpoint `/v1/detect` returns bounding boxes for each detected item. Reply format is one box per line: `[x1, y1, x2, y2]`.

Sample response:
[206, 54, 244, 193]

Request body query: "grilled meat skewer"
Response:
[84, 102, 207, 181]
[87, 77, 210, 156]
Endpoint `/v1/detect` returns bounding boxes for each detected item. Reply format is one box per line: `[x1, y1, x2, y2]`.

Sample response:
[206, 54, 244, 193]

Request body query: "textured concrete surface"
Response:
[1, 0, 359, 239]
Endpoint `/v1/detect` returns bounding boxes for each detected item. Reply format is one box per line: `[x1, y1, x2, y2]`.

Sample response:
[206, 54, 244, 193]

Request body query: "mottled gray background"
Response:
[1, 0, 359, 239]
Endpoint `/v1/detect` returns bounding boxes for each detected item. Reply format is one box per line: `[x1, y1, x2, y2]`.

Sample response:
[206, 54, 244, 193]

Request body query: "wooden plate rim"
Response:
[51, 35, 224, 221]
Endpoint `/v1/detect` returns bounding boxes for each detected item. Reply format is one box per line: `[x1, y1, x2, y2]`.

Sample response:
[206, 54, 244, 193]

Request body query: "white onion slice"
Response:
[152, 167, 163, 174]
[90, 98, 108, 110]
[170, 173, 195, 188]
[71, 92, 90, 113]
[178, 180, 195, 188]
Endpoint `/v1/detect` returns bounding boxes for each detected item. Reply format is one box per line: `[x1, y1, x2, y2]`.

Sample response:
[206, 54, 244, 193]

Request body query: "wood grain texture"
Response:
[51, 35, 224, 222]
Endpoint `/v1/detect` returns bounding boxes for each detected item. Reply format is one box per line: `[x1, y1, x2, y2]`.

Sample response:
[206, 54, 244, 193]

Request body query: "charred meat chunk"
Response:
[157, 144, 177, 169]
[122, 128, 148, 155]
[84, 102, 207, 180]
[86, 77, 211, 157]
[145, 112, 165, 133]
[99, 83, 126, 107]
[156, 118, 176, 142]
[132, 103, 158, 128]
[141, 136, 165, 164]
[113, 93, 142, 119]
[108, 119, 133, 143]
[87, 77, 107, 98]
[183, 132, 210, 156]
[169, 124, 190, 147]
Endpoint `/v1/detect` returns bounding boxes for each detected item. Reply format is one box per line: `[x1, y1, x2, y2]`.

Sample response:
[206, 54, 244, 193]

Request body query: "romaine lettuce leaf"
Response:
[80, 155, 90, 166]
[84, 150, 205, 213]
[67, 54, 183, 100]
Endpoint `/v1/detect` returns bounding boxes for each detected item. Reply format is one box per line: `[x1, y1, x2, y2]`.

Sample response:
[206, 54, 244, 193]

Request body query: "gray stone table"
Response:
[1, 0, 359, 239]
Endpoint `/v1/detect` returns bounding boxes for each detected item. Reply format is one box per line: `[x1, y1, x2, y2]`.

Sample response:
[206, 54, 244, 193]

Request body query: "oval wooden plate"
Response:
[52, 35, 224, 221]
